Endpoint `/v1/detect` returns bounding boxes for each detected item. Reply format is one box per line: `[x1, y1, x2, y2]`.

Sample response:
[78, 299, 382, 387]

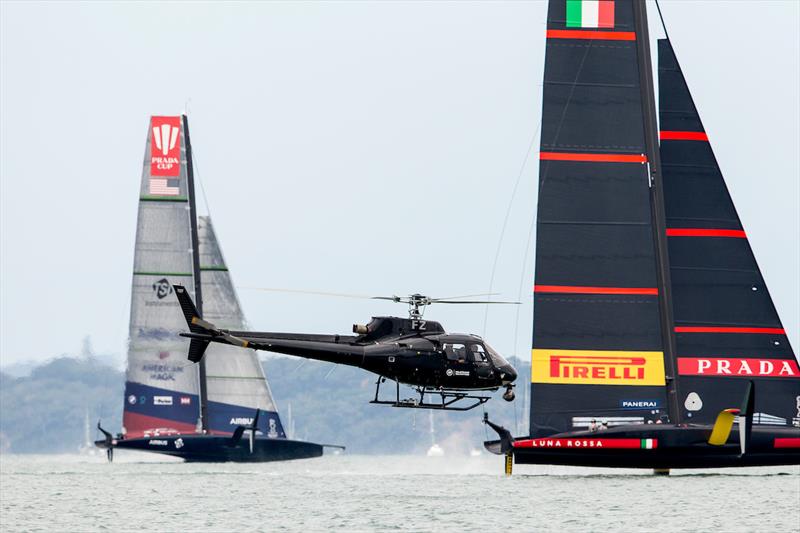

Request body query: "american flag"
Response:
[149, 178, 180, 196]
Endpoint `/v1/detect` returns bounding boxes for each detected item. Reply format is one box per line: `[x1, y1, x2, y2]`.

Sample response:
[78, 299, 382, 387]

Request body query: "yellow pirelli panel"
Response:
[532, 349, 665, 386]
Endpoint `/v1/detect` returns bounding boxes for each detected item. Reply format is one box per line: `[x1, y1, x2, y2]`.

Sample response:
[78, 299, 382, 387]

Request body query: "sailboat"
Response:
[485, 0, 799, 471]
[426, 412, 444, 457]
[79, 408, 101, 456]
[96, 115, 333, 462]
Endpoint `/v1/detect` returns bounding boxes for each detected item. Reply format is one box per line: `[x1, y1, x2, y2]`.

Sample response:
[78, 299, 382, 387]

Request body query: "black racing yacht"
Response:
[484, 0, 799, 472]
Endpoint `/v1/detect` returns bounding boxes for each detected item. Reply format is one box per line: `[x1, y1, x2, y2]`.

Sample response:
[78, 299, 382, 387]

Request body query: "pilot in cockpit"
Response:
[455, 345, 466, 363]
[443, 343, 467, 363]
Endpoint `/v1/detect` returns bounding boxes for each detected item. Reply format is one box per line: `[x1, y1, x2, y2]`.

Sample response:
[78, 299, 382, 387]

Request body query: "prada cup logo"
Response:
[152, 123, 179, 156]
[150, 116, 181, 177]
[153, 278, 173, 299]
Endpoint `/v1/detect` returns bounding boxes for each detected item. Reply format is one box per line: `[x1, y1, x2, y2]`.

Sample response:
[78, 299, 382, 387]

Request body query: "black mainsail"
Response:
[658, 39, 800, 427]
[530, 0, 668, 437]
[486, 0, 799, 469]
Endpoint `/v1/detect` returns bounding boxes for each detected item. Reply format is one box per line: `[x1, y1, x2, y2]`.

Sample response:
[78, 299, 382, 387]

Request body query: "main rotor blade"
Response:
[238, 287, 375, 300]
[434, 300, 521, 305]
[430, 293, 501, 302]
[238, 288, 515, 305]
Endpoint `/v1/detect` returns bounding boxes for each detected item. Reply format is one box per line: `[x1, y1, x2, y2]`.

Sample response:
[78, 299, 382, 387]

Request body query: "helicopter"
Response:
[174, 285, 519, 411]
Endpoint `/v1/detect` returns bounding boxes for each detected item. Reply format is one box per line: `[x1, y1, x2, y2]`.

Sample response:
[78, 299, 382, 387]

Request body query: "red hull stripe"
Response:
[666, 228, 747, 238]
[675, 326, 785, 335]
[514, 438, 657, 449]
[774, 438, 800, 449]
[122, 411, 198, 439]
[534, 285, 658, 296]
[546, 30, 636, 41]
[540, 152, 647, 163]
[659, 131, 709, 141]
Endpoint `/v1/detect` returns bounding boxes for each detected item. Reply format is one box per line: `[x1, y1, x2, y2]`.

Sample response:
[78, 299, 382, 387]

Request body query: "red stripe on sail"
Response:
[675, 326, 785, 335]
[546, 30, 635, 41]
[539, 152, 647, 163]
[534, 285, 659, 295]
[774, 438, 800, 449]
[659, 131, 709, 141]
[666, 228, 747, 238]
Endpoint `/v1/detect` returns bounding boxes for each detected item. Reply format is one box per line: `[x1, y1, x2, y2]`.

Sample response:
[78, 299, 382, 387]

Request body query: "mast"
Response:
[183, 114, 209, 432]
[632, 0, 681, 424]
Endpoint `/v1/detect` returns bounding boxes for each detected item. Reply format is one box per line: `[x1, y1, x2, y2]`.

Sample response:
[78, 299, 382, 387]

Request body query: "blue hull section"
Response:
[98, 434, 324, 463]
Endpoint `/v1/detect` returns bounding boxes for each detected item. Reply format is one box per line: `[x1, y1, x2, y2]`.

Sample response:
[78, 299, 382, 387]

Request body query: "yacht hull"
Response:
[485, 424, 800, 469]
[96, 434, 324, 463]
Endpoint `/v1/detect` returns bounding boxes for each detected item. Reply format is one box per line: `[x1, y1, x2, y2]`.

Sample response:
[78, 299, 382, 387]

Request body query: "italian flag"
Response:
[640, 439, 656, 450]
[567, 0, 615, 29]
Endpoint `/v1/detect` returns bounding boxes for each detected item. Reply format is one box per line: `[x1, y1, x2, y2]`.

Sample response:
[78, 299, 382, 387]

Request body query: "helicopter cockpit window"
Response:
[484, 342, 509, 368]
[469, 344, 487, 362]
[443, 343, 467, 362]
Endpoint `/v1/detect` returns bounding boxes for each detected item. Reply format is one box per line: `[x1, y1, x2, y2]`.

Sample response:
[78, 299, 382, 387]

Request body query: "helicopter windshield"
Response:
[484, 342, 510, 369]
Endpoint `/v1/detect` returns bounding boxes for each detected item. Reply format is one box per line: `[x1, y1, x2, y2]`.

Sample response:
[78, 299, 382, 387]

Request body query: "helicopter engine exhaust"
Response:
[353, 324, 369, 335]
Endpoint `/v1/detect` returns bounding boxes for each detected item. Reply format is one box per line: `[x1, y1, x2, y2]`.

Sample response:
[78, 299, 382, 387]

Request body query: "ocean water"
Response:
[1, 453, 798, 532]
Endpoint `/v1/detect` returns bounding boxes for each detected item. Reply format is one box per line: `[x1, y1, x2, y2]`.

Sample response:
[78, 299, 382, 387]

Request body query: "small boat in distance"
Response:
[78, 408, 101, 457]
[485, 0, 799, 472]
[96, 115, 336, 462]
[426, 412, 444, 457]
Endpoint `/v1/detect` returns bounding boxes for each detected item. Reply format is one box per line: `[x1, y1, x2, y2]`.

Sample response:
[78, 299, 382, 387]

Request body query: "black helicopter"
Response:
[174, 285, 518, 411]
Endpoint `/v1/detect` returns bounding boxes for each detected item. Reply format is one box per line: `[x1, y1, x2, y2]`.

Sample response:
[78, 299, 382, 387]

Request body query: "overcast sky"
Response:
[1, 1, 798, 366]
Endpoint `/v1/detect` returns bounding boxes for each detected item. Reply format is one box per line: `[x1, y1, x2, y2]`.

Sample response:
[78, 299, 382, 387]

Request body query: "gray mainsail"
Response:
[123, 116, 201, 437]
[198, 216, 284, 437]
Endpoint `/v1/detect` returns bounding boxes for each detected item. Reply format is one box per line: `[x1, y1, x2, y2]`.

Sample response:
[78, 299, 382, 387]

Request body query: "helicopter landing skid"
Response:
[369, 377, 491, 411]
